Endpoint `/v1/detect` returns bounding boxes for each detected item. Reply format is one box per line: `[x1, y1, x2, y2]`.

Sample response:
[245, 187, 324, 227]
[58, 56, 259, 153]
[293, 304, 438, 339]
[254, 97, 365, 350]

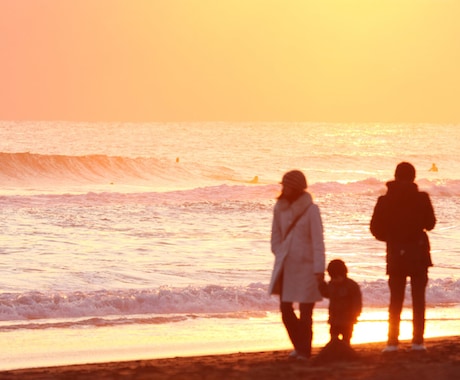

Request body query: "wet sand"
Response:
[0, 336, 458, 380]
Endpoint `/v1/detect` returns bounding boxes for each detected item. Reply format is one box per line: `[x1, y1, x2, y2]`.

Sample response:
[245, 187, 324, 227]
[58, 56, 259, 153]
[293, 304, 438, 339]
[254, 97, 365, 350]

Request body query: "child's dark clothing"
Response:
[320, 277, 362, 344]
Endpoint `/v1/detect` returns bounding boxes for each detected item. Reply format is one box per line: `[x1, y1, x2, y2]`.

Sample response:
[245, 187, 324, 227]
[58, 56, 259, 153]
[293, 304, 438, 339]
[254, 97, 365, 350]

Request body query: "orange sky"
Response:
[1, 0, 459, 123]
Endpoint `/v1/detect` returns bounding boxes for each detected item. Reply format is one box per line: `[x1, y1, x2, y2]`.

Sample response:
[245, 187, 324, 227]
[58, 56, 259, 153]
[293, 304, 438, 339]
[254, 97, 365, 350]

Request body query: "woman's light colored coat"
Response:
[268, 192, 325, 303]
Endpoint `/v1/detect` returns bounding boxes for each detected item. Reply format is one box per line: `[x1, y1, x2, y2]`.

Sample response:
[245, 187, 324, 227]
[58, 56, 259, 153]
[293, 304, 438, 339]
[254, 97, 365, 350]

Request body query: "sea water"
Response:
[0, 122, 459, 370]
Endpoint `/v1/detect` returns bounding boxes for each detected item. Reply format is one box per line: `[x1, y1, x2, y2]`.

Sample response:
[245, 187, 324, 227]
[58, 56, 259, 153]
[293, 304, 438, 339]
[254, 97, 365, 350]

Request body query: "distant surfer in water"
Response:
[429, 163, 438, 172]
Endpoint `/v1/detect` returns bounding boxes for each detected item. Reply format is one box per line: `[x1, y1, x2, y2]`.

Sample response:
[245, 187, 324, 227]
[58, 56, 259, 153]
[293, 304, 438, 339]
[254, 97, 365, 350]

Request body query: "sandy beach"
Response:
[0, 336, 458, 380]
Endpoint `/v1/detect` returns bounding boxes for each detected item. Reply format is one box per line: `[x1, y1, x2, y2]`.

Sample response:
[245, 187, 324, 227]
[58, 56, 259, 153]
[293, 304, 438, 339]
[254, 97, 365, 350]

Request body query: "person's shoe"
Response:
[296, 353, 310, 361]
[411, 343, 427, 352]
[382, 345, 399, 353]
[288, 350, 298, 359]
[288, 350, 310, 361]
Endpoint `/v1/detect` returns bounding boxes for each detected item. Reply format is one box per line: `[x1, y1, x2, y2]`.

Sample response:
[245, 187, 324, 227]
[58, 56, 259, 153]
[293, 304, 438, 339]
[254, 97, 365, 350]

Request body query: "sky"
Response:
[1, 0, 459, 123]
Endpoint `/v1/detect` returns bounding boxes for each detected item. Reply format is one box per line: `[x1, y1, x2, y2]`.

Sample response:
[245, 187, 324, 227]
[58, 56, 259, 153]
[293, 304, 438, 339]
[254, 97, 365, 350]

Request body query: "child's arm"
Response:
[318, 280, 329, 298]
[352, 280, 362, 320]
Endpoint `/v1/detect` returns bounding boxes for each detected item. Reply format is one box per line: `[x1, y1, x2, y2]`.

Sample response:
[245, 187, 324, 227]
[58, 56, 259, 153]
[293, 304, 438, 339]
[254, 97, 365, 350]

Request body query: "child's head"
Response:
[327, 259, 348, 280]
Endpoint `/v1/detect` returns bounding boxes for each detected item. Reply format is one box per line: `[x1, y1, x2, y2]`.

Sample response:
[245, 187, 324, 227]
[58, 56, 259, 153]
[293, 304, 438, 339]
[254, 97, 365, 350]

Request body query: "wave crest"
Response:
[1, 152, 459, 196]
[1, 279, 458, 325]
[0, 152, 178, 184]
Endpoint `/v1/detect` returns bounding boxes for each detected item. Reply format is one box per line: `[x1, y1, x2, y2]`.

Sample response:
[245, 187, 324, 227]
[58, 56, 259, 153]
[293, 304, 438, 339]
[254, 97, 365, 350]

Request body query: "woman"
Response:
[269, 169, 326, 360]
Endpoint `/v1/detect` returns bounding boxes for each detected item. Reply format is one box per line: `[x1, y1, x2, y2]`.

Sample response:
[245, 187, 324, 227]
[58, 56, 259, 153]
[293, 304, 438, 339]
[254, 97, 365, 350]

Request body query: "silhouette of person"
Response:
[319, 259, 362, 346]
[370, 162, 436, 352]
[268, 170, 326, 360]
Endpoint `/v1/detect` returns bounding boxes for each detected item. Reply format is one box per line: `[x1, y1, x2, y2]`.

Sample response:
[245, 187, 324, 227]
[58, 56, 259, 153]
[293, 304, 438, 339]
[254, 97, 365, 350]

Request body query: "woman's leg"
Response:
[280, 301, 298, 350]
[280, 302, 314, 357]
[298, 302, 314, 356]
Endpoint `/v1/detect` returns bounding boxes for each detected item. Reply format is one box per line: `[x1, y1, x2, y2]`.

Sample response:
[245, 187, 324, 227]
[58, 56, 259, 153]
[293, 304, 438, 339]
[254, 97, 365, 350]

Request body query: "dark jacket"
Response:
[370, 180, 436, 275]
[320, 278, 362, 326]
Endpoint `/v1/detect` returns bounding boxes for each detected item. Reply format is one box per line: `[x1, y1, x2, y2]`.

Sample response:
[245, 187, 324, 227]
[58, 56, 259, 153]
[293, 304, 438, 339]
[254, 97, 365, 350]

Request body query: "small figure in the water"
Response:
[249, 175, 259, 184]
[429, 163, 438, 172]
[176, 157, 180, 163]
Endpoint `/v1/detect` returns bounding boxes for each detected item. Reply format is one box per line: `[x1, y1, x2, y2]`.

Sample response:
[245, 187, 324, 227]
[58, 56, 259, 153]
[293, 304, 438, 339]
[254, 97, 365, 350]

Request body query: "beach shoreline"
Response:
[1, 336, 458, 380]
[2, 307, 458, 373]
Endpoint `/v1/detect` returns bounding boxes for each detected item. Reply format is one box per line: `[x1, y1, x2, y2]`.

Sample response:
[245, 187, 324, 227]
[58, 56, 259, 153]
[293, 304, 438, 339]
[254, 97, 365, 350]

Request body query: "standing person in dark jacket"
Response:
[370, 162, 436, 352]
[320, 259, 362, 345]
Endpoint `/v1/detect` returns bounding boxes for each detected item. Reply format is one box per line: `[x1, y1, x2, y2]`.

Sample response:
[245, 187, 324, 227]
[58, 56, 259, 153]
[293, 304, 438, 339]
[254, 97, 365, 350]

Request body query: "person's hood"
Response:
[386, 180, 418, 202]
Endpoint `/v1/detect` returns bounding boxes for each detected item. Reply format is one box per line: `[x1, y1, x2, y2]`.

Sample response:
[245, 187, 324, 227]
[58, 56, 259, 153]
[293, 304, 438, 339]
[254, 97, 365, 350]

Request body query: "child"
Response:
[320, 259, 362, 345]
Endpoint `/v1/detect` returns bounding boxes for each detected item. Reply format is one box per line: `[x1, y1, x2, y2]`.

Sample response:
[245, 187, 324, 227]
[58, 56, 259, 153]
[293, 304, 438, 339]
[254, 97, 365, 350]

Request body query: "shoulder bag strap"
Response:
[282, 204, 311, 241]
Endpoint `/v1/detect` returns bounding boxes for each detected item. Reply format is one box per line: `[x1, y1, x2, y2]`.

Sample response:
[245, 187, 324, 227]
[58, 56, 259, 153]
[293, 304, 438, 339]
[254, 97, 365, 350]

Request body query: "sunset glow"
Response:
[1, 0, 459, 122]
[1, 3, 459, 371]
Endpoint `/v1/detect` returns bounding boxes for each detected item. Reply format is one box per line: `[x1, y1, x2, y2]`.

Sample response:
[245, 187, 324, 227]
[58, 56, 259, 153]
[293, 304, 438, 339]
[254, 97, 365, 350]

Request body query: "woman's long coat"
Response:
[268, 192, 325, 303]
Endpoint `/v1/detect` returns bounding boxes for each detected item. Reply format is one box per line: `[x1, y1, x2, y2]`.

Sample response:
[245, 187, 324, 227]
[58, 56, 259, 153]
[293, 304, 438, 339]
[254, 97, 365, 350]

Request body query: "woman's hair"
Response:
[277, 188, 305, 203]
[278, 169, 307, 202]
[281, 170, 307, 191]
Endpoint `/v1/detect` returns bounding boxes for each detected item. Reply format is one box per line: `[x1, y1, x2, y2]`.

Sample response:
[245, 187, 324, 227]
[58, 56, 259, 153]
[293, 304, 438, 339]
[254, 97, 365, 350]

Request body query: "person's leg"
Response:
[329, 325, 340, 341]
[341, 324, 354, 345]
[410, 270, 428, 345]
[298, 302, 314, 357]
[388, 274, 406, 346]
[280, 302, 300, 352]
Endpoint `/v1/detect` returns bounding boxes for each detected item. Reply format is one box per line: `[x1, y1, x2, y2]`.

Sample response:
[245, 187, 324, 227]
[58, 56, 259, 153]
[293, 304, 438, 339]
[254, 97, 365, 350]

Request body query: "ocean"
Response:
[0, 122, 459, 370]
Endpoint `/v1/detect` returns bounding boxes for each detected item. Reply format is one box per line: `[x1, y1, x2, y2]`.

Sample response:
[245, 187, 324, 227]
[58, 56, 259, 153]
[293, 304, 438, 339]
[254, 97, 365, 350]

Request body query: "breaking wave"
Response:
[1, 152, 459, 197]
[0, 279, 458, 329]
